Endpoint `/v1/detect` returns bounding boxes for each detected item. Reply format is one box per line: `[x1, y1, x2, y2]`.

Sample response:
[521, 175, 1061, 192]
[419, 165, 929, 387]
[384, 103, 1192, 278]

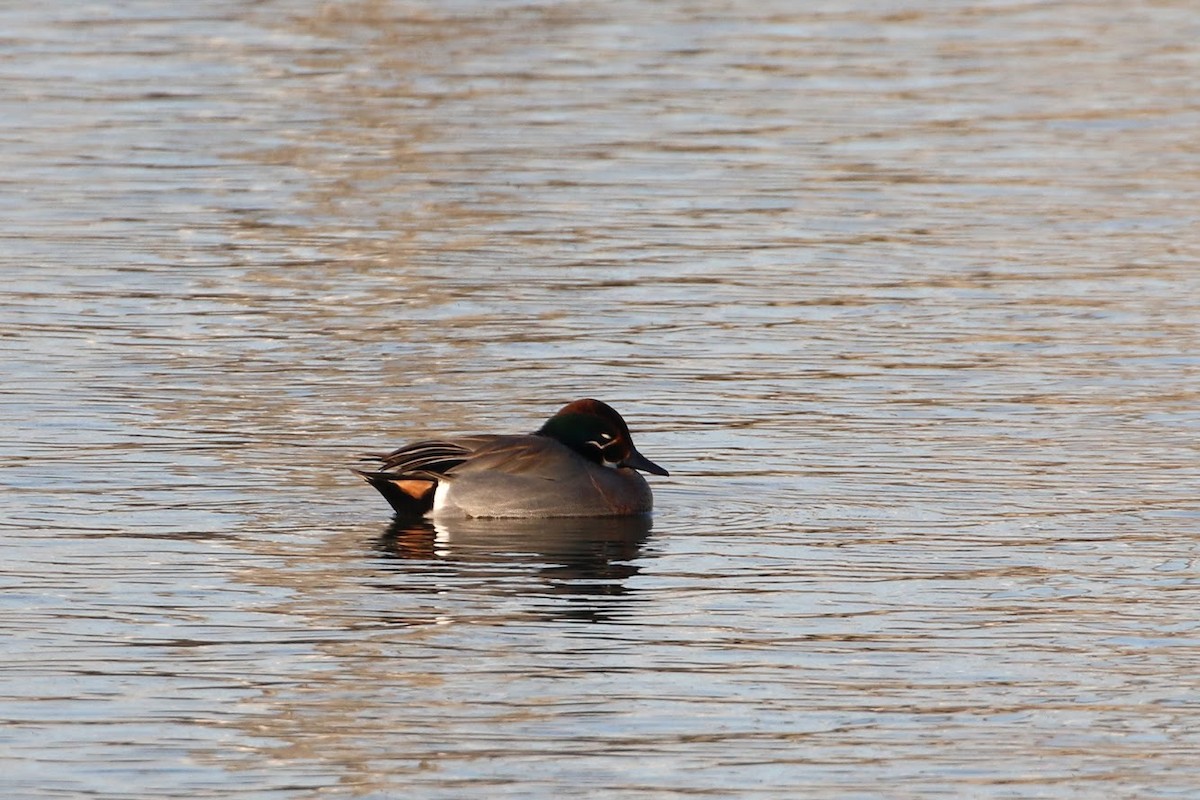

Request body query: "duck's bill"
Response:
[623, 449, 669, 476]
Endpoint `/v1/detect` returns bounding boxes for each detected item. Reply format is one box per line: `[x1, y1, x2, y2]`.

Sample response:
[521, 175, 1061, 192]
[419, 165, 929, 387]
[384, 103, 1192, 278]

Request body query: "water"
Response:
[2, 1, 1199, 797]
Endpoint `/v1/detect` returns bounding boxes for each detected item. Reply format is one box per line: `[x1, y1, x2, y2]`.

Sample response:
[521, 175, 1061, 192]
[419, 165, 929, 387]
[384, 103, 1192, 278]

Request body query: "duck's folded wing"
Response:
[356, 435, 501, 517]
[446, 435, 580, 480]
[365, 435, 495, 477]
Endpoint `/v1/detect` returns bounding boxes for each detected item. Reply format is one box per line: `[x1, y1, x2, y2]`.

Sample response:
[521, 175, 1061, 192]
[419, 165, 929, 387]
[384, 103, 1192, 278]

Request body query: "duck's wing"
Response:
[364, 434, 496, 477]
[355, 435, 497, 516]
[445, 434, 581, 480]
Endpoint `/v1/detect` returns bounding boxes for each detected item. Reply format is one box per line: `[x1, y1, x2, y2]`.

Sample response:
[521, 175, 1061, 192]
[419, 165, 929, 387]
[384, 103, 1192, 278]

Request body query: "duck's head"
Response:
[537, 399, 669, 476]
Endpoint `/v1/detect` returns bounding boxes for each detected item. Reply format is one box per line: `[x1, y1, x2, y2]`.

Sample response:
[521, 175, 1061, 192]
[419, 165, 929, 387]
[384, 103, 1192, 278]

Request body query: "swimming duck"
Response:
[355, 399, 669, 518]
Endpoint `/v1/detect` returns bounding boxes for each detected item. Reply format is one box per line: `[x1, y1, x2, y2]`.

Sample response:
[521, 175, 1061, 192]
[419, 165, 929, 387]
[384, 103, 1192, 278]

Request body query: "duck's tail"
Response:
[352, 469, 437, 517]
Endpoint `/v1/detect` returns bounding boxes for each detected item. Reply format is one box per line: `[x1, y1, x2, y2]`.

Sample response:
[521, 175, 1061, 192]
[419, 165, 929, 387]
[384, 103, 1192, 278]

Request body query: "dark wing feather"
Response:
[362, 435, 497, 477]
[445, 436, 574, 480]
[355, 436, 495, 517]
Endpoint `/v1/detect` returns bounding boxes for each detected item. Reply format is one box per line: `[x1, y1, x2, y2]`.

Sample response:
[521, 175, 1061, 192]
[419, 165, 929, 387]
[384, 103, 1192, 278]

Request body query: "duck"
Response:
[355, 399, 669, 519]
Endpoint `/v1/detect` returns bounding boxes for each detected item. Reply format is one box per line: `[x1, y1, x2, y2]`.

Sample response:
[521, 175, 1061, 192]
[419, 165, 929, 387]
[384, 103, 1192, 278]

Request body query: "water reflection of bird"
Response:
[355, 399, 668, 519]
[373, 515, 654, 623]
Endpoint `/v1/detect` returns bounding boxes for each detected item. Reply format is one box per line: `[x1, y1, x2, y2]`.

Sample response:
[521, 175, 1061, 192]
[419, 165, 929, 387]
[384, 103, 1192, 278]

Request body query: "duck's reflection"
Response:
[373, 515, 654, 623]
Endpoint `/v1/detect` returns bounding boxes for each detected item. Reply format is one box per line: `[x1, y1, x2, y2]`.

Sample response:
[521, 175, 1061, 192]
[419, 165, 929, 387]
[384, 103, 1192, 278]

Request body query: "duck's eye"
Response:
[587, 432, 614, 449]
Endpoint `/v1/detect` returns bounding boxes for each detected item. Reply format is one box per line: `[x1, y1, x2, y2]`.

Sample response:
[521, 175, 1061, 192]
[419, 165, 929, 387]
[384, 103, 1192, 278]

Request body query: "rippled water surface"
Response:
[3, 1, 1199, 797]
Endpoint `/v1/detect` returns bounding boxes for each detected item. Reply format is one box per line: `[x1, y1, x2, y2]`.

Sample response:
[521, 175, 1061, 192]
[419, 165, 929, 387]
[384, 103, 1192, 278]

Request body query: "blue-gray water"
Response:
[3, 1, 1199, 797]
